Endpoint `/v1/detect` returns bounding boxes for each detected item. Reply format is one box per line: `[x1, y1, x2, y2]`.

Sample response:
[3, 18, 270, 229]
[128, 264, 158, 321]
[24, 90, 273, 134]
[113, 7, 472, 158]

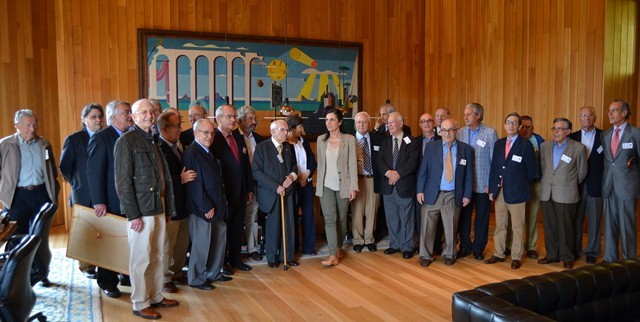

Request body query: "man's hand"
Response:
[374, 118, 384, 130]
[205, 208, 215, 219]
[489, 193, 494, 201]
[181, 167, 196, 184]
[462, 197, 471, 207]
[283, 175, 293, 189]
[94, 204, 107, 217]
[349, 190, 357, 201]
[130, 218, 143, 232]
[276, 185, 285, 196]
[387, 170, 401, 185]
[247, 192, 254, 203]
[417, 193, 424, 204]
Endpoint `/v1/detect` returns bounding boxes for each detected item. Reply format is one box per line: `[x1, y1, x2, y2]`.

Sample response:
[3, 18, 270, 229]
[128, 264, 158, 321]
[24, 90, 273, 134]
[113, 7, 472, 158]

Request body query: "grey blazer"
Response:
[539, 138, 587, 203]
[602, 123, 640, 200]
[315, 133, 359, 199]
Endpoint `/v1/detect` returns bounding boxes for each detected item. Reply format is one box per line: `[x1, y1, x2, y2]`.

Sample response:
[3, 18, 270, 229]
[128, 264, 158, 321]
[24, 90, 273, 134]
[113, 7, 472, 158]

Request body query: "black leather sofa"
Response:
[452, 258, 640, 321]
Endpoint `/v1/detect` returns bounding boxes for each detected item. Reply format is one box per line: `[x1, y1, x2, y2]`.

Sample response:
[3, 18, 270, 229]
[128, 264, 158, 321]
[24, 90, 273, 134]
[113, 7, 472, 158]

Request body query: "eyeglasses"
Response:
[197, 130, 214, 136]
[505, 120, 519, 126]
[189, 113, 207, 119]
[551, 127, 569, 131]
[273, 127, 288, 132]
[440, 128, 457, 134]
[419, 119, 435, 124]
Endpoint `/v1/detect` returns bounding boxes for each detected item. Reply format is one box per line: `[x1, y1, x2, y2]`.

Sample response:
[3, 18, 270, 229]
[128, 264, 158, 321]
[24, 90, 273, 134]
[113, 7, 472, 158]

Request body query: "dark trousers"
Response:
[97, 268, 120, 290]
[374, 197, 388, 242]
[226, 197, 247, 266]
[541, 200, 577, 261]
[5, 185, 51, 235]
[458, 192, 490, 255]
[294, 183, 316, 254]
[265, 195, 295, 263]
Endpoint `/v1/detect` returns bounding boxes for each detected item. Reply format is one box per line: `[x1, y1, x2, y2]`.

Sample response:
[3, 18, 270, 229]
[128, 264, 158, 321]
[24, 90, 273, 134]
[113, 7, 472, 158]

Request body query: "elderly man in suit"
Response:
[456, 103, 498, 260]
[602, 99, 640, 262]
[416, 118, 474, 267]
[351, 111, 381, 253]
[60, 103, 104, 279]
[568, 106, 604, 264]
[212, 104, 254, 272]
[377, 112, 420, 259]
[253, 120, 299, 268]
[237, 105, 265, 261]
[538, 118, 587, 269]
[182, 119, 229, 291]
[485, 113, 537, 270]
[87, 99, 132, 298]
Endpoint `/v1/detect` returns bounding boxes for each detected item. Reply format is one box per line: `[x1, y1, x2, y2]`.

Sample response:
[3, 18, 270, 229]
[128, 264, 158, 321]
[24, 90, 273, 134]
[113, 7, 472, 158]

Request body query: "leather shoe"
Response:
[420, 258, 433, 267]
[537, 257, 559, 264]
[163, 282, 178, 293]
[586, 255, 597, 264]
[287, 261, 299, 267]
[151, 298, 179, 308]
[250, 252, 263, 262]
[102, 287, 121, 298]
[511, 260, 522, 269]
[366, 243, 377, 252]
[190, 283, 214, 290]
[268, 262, 279, 268]
[444, 258, 455, 266]
[563, 261, 574, 269]
[221, 266, 233, 275]
[233, 262, 252, 271]
[473, 252, 485, 260]
[353, 244, 364, 253]
[484, 256, 505, 264]
[457, 249, 471, 258]
[527, 250, 539, 259]
[321, 255, 339, 266]
[402, 251, 413, 259]
[384, 248, 399, 255]
[215, 275, 233, 282]
[133, 307, 161, 320]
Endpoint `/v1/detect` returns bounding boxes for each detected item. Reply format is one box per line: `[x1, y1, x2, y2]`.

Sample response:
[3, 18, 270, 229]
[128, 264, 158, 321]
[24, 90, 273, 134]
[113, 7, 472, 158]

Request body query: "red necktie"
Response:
[505, 138, 512, 158]
[227, 133, 239, 162]
[611, 128, 620, 156]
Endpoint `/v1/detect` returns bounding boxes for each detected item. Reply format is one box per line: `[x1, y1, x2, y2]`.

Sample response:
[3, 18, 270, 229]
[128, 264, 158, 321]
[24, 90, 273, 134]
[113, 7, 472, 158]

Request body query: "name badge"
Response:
[403, 137, 412, 144]
[512, 155, 522, 163]
[561, 154, 572, 164]
[597, 146, 603, 154]
[243, 147, 247, 154]
[45, 149, 50, 160]
[459, 159, 467, 166]
[623, 142, 633, 150]
[476, 139, 487, 148]
[277, 154, 284, 163]
[373, 145, 380, 151]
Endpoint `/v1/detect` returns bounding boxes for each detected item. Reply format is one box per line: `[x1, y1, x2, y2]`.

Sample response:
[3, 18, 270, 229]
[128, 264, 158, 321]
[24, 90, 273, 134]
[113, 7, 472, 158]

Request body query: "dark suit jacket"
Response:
[252, 140, 297, 214]
[300, 138, 318, 176]
[417, 140, 474, 207]
[569, 128, 604, 197]
[59, 128, 92, 207]
[488, 136, 537, 204]
[87, 126, 122, 215]
[377, 133, 420, 198]
[211, 129, 253, 204]
[158, 139, 187, 220]
[602, 124, 640, 200]
[182, 142, 228, 223]
[416, 134, 442, 164]
[179, 128, 195, 147]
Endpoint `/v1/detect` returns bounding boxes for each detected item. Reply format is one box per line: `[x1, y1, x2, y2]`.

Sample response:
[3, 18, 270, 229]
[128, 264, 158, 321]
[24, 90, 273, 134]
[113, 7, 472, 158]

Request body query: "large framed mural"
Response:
[138, 29, 362, 135]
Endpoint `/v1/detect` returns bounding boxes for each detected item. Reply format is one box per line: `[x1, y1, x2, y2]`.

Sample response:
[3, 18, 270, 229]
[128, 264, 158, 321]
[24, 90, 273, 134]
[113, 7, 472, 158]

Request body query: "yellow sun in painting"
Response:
[267, 59, 287, 81]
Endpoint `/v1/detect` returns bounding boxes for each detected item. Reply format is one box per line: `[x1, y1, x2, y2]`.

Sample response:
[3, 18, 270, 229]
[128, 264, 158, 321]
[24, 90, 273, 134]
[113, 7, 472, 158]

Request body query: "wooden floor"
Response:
[51, 225, 598, 321]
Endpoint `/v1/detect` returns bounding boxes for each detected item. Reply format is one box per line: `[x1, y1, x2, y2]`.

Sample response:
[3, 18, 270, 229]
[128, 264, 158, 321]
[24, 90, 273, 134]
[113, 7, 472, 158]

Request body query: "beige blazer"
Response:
[539, 138, 587, 203]
[0, 133, 60, 209]
[315, 133, 359, 199]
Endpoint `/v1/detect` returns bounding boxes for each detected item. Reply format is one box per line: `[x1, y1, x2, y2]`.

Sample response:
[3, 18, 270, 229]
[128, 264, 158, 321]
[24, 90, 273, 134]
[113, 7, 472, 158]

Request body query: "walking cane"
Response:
[280, 193, 289, 271]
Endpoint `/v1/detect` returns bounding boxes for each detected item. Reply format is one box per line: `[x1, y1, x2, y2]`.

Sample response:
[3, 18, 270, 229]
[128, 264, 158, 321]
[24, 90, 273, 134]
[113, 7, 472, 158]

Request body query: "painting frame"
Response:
[138, 29, 363, 136]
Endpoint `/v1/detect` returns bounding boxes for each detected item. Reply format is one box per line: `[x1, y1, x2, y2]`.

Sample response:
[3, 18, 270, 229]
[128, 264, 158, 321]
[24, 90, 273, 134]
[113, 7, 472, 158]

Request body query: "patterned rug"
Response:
[32, 248, 102, 322]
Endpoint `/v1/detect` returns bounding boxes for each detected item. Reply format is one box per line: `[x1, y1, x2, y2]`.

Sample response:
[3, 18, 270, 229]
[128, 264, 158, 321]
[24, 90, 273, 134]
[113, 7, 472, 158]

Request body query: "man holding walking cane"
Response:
[253, 120, 299, 268]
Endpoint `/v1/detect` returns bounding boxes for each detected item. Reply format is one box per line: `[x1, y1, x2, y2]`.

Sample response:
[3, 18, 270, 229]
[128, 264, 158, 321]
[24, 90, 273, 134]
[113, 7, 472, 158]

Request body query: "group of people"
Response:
[0, 98, 638, 320]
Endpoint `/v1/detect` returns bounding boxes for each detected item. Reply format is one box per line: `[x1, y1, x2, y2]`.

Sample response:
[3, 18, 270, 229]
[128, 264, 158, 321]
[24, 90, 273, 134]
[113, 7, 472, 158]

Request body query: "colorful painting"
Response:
[138, 29, 362, 121]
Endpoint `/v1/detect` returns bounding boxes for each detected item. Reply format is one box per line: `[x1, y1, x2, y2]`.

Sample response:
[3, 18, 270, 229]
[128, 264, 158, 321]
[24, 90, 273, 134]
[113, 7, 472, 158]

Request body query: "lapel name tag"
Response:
[597, 145, 603, 154]
[45, 149, 50, 160]
[459, 159, 467, 165]
[476, 139, 486, 148]
[403, 137, 412, 144]
[373, 145, 380, 151]
[277, 154, 284, 163]
[561, 154, 572, 163]
[623, 142, 633, 149]
[511, 155, 522, 163]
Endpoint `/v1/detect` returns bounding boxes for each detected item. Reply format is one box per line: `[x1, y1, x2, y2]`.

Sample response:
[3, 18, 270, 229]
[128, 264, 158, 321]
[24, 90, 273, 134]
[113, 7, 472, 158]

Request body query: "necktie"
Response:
[177, 141, 183, 155]
[505, 138, 512, 158]
[611, 128, 621, 156]
[171, 143, 182, 160]
[445, 146, 454, 183]
[277, 144, 282, 156]
[392, 137, 399, 170]
[227, 133, 239, 162]
[361, 137, 373, 174]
